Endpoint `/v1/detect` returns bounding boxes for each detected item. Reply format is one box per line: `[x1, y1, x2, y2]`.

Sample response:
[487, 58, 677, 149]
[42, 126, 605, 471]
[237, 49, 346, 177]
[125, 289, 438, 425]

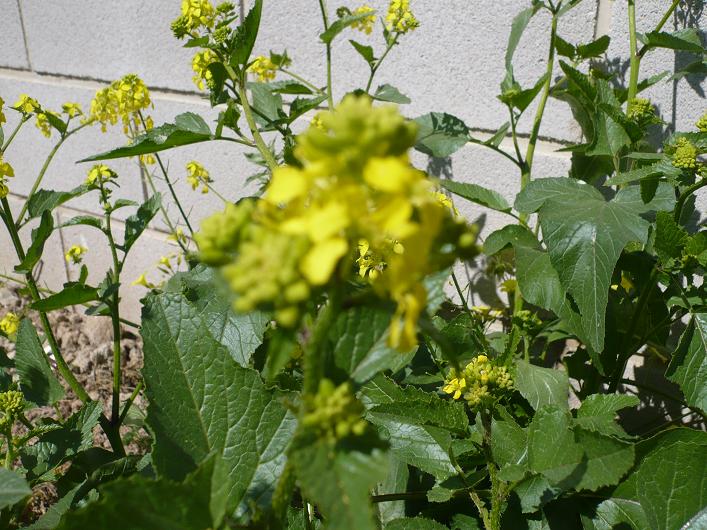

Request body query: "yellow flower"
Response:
[35, 111, 59, 138]
[442, 373, 467, 400]
[90, 74, 152, 134]
[441, 355, 513, 409]
[248, 56, 277, 83]
[13, 94, 40, 114]
[185, 160, 212, 193]
[191, 50, 218, 91]
[65, 245, 87, 265]
[0, 312, 20, 337]
[168, 227, 188, 246]
[386, 0, 419, 34]
[0, 156, 14, 179]
[139, 154, 156, 166]
[0, 97, 6, 125]
[86, 164, 117, 186]
[61, 102, 83, 118]
[351, 5, 376, 34]
[132, 273, 155, 289]
[180, 0, 215, 33]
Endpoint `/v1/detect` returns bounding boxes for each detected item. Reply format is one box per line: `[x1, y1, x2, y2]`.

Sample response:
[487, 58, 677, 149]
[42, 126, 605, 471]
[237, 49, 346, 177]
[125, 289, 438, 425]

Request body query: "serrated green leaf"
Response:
[528, 405, 583, 485]
[22, 401, 102, 481]
[576, 35, 610, 59]
[0, 468, 31, 510]
[31, 283, 99, 312]
[636, 440, 707, 530]
[376, 456, 408, 524]
[491, 417, 528, 471]
[123, 193, 161, 253]
[231, 0, 262, 65]
[573, 429, 634, 492]
[512, 474, 559, 514]
[667, 313, 707, 412]
[580, 498, 648, 530]
[612, 181, 676, 214]
[320, 10, 377, 44]
[350, 39, 375, 65]
[413, 113, 469, 158]
[514, 360, 569, 411]
[56, 457, 219, 530]
[386, 517, 448, 530]
[441, 180, 511, 213]
[483, 225, 538, 255]
[554, 35, 576, 59]
[15, 210, 54, 273]
[249, 82, 284, 127]
[289, 94, 327, 122]
[60, 215, 103, 231]
[373, 84, 411, 104]
[575, 394, 639, 439]
[26, 185, 91, 220]
[587, 80, 631, 157]
[654, 211, 689, 263]
[640, 28, 704, 53]
[292, 441, 388, 530]
[15, 318, 64, 406]
[141, 288, 296, 516]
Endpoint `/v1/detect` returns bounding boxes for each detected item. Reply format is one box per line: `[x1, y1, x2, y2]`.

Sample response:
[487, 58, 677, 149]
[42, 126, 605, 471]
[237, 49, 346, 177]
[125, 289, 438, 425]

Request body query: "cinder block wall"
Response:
[0, 0, 705, 320]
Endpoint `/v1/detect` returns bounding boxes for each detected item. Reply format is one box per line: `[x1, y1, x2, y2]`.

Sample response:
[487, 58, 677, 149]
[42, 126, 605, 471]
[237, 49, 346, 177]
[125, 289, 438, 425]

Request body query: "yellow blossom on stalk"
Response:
[310, 113, 325, 130]
[90, 74, 152, 134]
[139, 154, 156, 166]
[13, 94, 40, 114]
[35, 111, 59, 138]
[0, 96, 6, 125]
[191, 50, 218, 91]
[0, 312, 20, 337]
[351, 5, 376, 34]
[0, 156, 14, 179]
[132, 272, 155, 289]
[386, 0, 419, 34]
[442, 354, 513, 408]
[442, 371, 467, 400]
[248, 56, 277, 83]
[65, 245, 87, 265]
[86, 164, 117, 186]
[196, 96, 478, 348]
[180, 0, 215, 33]
[61, 102, 83, 118]
[185, 160, 212, 193]
[168, 227, 188, 246]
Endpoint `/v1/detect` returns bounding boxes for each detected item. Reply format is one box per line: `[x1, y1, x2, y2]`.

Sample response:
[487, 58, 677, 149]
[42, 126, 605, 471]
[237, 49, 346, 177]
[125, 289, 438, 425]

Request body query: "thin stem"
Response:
[205, 182, 228, 204]
[674, 177, 707, 224]
[365, 35, 398, 94]
[451, 271, 471, 314]
[279, 68, 323, 94]
[626, 0, 640, 102]
[468, 137, 523, 169]
[507, 107, 524, 166]
[119, 380, 144, 425]
[317, 0, 334, 109]
[0, 116, 29, 154]
[104, 210, 123, 425]
[235, 79, 278, 171]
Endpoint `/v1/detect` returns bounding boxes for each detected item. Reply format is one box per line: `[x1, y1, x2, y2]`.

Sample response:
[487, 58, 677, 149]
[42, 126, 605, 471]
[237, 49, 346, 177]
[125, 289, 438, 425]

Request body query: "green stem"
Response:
[674, 177, 707, 224]
[303, 290, 341, 394]
[365, 36, 398, 94]
[104, 211, 123, 425]
[279, 68, 323, 94]
[317, 0, 334, 109]
[137, 112, 194, 236]
[626, 0, 640, 102]
[468, 137, 523, 169]
[0, 116, 29, 154]
[235, 80, 278, 171]
[451, 271, 471, 314]
[119, 380, 144, 425]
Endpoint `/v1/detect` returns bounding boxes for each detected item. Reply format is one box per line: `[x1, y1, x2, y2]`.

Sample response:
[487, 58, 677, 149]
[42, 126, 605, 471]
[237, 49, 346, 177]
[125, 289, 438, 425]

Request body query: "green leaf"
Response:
[554, 35, 576, 59]
[22, 401, 102, 481]
[141, 288, 296, 516]
[320, 10, 377, 44]
[505, 6, 540, 70]
[516, 178, 649, 351]
[581, 498, 648, 530]
[483, 225, 538, 255]
[635, 440, 707, 530]
[26, 185, 91, 219]
[289, 94, 327, 122]
[376, 456, 408, 524]
[505, 73, 549, 113]
[164, 266, 269, 367]
[231, 0, 263, 65]
[373, 84, 411, 104]
[666, 313, 707, 412]
[15, 210, 54, 273]
[654, 211, 689, 263]
[483, 122, 510, 148]
[292, 441, 388, 530]
[605, 159, 677, 186]
[79, 113, 213, 162]
[527, 405, 583, 485]
[491, 416, 528, 472]
[514, 359, 569, 411]
[32, 283, 99, 312]
[122, 193, 161, 253]
[332, 306, 415, 383]
[576, 35, 610, 59]
[350, 39, 375, 65]
[15, 318, 64, 406]
[56, 458, 219, 530]
[249, 83, 284, 127]
[441, 180, 511, 213]
[413, 113, 469, 158]
[612, 181, 676, 215]
[0, 468, 31, 510]
[573, 429, 634, 492]
[386, 517, 448, 530]
[640, 28, 704, 53]
[268, 80, 314, 95]
[60, 215, 103, 231]
[574, 394, 639, 439]
[512, 475, 559, 513]
[586, 80, 631, 157]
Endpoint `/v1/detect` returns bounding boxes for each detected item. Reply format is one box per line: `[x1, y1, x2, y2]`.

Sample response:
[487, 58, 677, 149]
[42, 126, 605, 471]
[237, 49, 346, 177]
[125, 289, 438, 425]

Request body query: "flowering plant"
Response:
[0, 0, 706, 529]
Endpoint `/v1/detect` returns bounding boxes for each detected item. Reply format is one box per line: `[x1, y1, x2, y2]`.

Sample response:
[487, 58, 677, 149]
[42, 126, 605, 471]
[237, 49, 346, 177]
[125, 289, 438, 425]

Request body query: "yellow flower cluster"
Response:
[191, 50, 218, 91]
[90, 74, 152, 134]
[186, 160, 212, 193]
[13, 94, 40, 114]
[62, 102, 83, 118]
[86, 164, 118, 187]
[181, 0, 215, 32]
[672, 137, 698, 171]
[196, 96, 477, 348]
[0, 97, 6, 125]
[65, 245, 87, 265]
[301, 379, 368, 442]
[248, 56, 277, 83]
[0, 390, 24, 429]
[442, 355, 513, 408]
[351, 5, 376, 35]
[35, 111, 59, 138]
[697, 111, 707, 133]
[627, 98, 658, 128]
[386, 0, 419, 34]
[0, 155, 14, 199]
[0, 312, 20, 337]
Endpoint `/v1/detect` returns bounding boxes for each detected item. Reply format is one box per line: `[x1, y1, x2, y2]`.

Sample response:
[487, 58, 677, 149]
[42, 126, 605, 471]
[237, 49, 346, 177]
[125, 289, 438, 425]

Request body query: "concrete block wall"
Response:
[0, 0, 705, 319]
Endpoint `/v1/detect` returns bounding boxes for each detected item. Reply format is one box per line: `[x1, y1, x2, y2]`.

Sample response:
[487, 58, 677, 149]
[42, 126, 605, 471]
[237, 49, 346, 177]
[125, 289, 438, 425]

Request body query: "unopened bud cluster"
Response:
[0, 390, 25, 430]
[302, 380, 368, 442]
[442, 355, 513, 409]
